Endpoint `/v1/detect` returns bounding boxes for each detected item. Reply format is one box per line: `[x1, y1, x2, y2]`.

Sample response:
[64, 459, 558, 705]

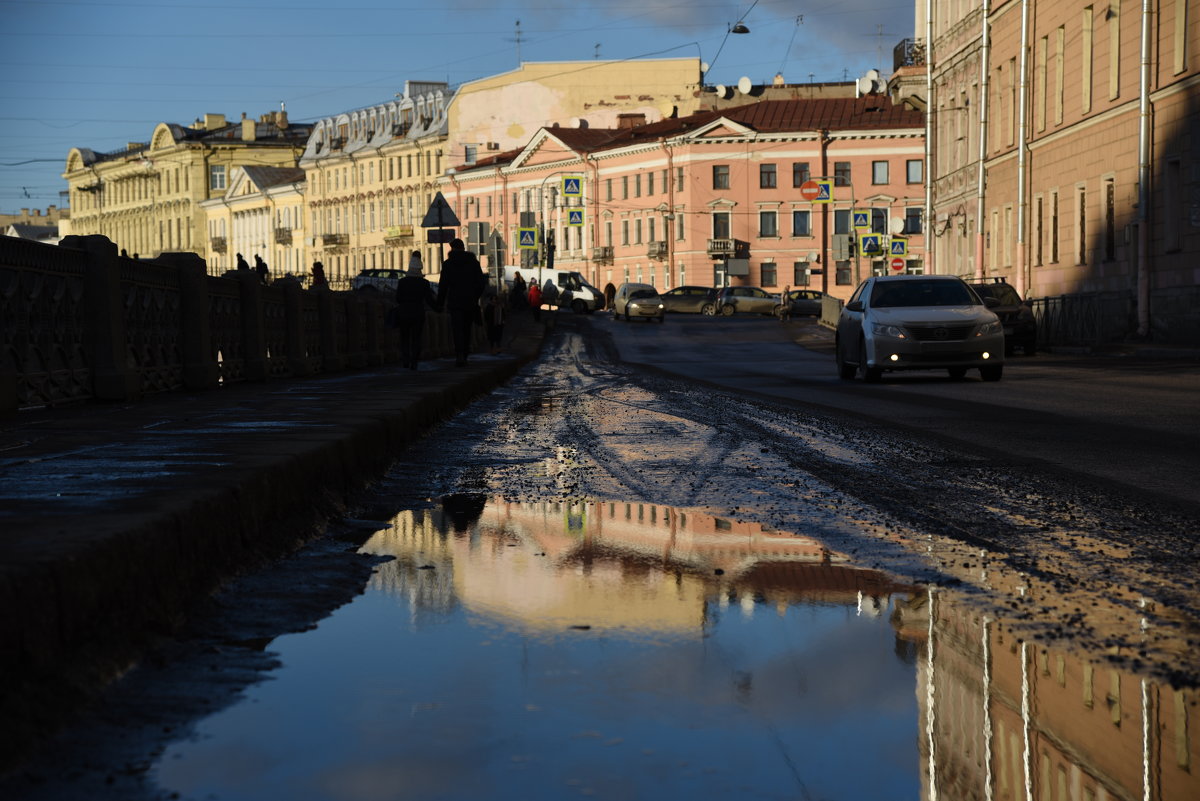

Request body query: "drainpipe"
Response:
[975, 0, 992, 280]
[662, 138, 674, 287]
[819, 128, 830, 294]
[1136, 0, 1152, 337]
[925, 0, 935, 273]
[1015, 0, 1031, 296]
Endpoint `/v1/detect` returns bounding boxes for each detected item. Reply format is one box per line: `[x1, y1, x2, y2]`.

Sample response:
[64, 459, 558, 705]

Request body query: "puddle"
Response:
[153, 498, 1199, 801]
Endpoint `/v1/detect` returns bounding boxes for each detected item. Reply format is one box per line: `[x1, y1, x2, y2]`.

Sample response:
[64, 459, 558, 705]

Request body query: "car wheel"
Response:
[859, 340, 882, 383]
[947, 367, 968, 379]
[701, 303, 716, 316]
[720, 304, 735, 317]
[624, 311, 631, 321]
[980, 364, 1003, 381]
[571, 300, 587, 314]
[836, 339, 856, 380]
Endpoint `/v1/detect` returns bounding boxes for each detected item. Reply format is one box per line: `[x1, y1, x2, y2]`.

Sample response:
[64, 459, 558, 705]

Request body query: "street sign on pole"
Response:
[859, 233, 883, 255]
[426, 229, 456, 243]
[561, 176, 583, 197]
[420, 192, 461, 228]
[567, 209, 584, 227]
[890, 237, 908, 255]
[852, 210, 870, 230]
[801, 179, 833, 203]
[518, 227, 539, 249]
[890, 256, 905, 271]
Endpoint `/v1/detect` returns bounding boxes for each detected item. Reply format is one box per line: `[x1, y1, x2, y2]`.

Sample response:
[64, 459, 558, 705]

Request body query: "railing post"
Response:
[315, 287, 344, 372]
[279, 277, 312, 377]
[158, 251, 220, 390]
[63, 235, 140, 401]
[236, 270, 268, 381]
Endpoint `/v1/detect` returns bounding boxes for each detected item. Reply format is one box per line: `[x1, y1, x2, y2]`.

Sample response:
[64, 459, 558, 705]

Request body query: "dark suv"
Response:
[967, 279, 1037, 355]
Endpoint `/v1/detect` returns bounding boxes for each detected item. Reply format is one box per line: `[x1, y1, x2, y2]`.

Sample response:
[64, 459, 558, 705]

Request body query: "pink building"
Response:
[445, 95, 925, 301]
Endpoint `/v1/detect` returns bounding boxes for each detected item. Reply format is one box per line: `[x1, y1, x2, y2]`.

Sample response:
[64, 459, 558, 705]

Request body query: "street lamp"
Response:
[701, 0, 757, 86]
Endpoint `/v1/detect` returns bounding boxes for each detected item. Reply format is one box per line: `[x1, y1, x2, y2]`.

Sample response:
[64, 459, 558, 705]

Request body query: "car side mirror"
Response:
[983, 296, 1000, 308]
[846, 300, 864, 312]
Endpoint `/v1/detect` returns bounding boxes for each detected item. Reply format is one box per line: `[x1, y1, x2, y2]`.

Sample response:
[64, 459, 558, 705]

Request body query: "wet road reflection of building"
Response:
[362, 498, 1198, 801]
[916, 592, 1199, 801]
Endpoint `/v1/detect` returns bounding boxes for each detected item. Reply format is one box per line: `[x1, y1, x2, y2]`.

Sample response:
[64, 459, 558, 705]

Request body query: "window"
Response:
[1082, 6, 1094, 113]
[792, 162, 810, 187]
[648, 218, 656, 242]
[713, 165, 730, 189]
[793, 262, 810, 286]
[760, 163, 777, 188]
[622, 176, 629, 199]
[635, 218, 643, 244]
[834, 162, 851, 187]
[759, 210, 778, 237]
[872, 161, 889, 184]
[1035, 196, 1044, 266]
[605, 221, 613, 247]
[621, 220, 630, 245]
[606, 179, 613, 201]
[1051, 189, 1059, 261]
[834, 209, 851, 234]
[1077, 186, 1087, 264]
[647, 172, 655, 195]
[871, 208, 888, 234]
[760, 262, 777, 287]
[905, 207, 923, 234]
[209, 165, 226, 191]
[1054, 26, 1065, 124]
[712, 212, 730, 239]
[1104, 178, 1116, 260]
[676, 167, 684, 191]
[906, 159, 923, 184]
[635, 174, 642, 197]
[835, 261, 852, 285]
[792, 210, 811, 236]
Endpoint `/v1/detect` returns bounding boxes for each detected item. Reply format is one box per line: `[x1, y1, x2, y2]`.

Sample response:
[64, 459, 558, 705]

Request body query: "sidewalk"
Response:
[0, 313, 547, 764]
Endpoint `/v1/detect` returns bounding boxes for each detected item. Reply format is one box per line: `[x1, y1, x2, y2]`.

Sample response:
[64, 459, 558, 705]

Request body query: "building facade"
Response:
[926, 0, 1198, 339]
[199, 166, 306, 279]
[62, 110, 312, 261]
[444, 95, 926, 300]
[299, 82, 451, 288]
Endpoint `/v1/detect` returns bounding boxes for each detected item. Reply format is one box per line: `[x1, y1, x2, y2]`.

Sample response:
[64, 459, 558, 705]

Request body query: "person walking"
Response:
[527, 280, 542, 322]
[435, 239, 486, 367]
[393, 252, 437, 370]
[481, 287, 506, 355]
[311, 261, 327, 288]
[236, 253, 251, 272]
[254, 255, 269, 285]
[510, 272, 527, 311]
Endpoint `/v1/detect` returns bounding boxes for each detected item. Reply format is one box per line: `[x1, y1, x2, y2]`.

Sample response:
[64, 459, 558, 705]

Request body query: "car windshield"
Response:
[870, 280, 977, 308]
[630, 289, 658, 300]
[973, 284, 1021, 305]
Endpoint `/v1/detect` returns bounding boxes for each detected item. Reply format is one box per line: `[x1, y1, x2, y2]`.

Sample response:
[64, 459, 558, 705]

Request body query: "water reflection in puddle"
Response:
[155, 498, 1199, 801]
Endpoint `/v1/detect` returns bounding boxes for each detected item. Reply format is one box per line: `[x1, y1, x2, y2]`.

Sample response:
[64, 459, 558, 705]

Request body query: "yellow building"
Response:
[63, 110, 312, 260]
[198, 166, 306, 280]
[299, 82, 450, 288]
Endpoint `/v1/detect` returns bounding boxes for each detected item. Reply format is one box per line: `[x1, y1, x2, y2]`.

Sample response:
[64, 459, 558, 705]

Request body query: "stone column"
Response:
[156, 251, 219, 390]
[63, 235, 140, 401]
[280, 277, 311, 377]
[236, 270, 268, 381]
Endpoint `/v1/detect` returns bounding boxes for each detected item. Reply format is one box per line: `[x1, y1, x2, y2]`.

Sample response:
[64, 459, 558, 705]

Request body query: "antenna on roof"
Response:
[506, 20, 524, 66]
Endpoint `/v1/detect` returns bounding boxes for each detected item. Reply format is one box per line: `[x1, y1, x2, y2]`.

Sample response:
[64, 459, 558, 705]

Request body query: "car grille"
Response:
[906, 324, 975, 342]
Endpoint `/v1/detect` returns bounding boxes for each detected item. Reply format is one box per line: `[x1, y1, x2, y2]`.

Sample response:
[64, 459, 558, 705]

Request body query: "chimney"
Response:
[616, 112, 647, 130]
[203, 113, 226, 130]
[242, 115, 257, 142]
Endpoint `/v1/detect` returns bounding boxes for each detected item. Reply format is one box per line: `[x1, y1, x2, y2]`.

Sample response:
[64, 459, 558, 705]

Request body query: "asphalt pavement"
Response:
[0, 312, 547, 767]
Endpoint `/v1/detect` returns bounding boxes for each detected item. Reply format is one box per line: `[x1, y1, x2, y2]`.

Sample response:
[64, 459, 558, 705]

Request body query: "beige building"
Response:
[63, 110, 311, 260]
[198, 166, 306, 279]
[299, 81, 451, 288]
[925, 0, 1198, 340]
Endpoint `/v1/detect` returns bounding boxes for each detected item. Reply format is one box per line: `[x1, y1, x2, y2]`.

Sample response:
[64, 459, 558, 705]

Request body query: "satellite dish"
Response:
[701, 61, 710, 74]
[714, 84, 727, 99]
[890, 218, 905, 235]
[737, 76, 753, 94]
[865, 69, 880, 81]
[807, 251, 820, 263]
[856, 76, 873, 96]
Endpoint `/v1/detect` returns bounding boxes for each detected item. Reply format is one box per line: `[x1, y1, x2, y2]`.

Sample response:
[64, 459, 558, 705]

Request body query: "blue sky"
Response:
[1, 0, 915, 214]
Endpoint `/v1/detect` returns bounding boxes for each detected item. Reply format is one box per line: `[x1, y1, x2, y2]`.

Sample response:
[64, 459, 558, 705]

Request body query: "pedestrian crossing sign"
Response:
[562, 176, 583, 197]
[811, 179, 833, 203]
[890, 237, 908, 255]
[518, 227, 539, 249]
[859, 233, 883, 255]
[567, 209, 584, 227]
[853, 211, 870, 230]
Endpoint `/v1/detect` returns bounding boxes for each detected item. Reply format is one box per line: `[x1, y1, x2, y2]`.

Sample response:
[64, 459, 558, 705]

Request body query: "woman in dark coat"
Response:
[393, 251, 436, 370]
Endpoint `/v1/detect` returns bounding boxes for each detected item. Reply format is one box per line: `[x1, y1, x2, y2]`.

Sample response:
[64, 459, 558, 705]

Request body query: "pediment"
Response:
[679, 117, 753, 141]
[509, 129, 581, 170]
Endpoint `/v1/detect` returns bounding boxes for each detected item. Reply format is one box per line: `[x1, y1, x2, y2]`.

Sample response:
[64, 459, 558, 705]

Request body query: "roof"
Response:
[6, 224, 58, 240]
[241, 166, 306, 189]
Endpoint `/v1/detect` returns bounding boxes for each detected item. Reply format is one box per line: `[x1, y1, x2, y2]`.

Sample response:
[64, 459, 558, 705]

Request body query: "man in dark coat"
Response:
[393, 258, 437, 370]
[436, 238, 485, 366]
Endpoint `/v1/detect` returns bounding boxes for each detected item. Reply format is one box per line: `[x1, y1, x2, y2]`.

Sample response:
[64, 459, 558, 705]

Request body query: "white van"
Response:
[500, 266, 605, 313]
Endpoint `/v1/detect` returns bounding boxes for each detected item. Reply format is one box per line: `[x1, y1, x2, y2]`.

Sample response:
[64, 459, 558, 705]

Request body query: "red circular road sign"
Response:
[890, 256, 905, 271]
[799, 180, 822, 201]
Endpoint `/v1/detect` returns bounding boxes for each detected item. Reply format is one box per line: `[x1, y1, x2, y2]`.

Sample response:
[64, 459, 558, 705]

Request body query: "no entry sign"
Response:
[890, 256, 905, 271]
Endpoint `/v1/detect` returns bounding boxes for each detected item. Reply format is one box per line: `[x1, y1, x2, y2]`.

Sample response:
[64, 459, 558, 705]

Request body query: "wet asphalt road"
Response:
[4, 311, 1198, 801]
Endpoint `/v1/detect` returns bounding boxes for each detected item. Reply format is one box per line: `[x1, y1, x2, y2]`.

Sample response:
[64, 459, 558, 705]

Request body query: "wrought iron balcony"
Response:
[647, 241, 668, 259]
[209, 236, 227, 253]
[894, 38, 926, 70]
[321, 233, 349, 248]
[274, 227, 292, 244]
[591, 245, 613, 262]
[707, 238, 735, 257]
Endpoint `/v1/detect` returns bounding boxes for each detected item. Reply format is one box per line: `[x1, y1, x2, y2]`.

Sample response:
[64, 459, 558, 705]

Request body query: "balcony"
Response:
[591, 245, 613, 262]
[384, 225, 414, 242]
[209, 236, 227, 253]
[647, 241, 668, 259]
[707, 238, 735, 257]
[894, 38, 926, 70]
[274, 227, 292, 245]
[321, 233, 349, 248]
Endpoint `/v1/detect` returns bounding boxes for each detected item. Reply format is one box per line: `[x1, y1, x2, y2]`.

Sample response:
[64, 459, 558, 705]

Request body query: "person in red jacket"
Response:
[527, 280, 542, 322]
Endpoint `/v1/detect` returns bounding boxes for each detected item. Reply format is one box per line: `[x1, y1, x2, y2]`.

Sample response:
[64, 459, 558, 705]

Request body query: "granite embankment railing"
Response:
[0, 234, 482, 414]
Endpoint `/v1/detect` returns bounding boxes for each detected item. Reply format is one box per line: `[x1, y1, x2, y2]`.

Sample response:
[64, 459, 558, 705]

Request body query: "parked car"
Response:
[966, 278, 1037, 355]
[660, 285, 718, 314]
[352, 268, 404, 293]
[835, 274, 1005, 382]
[611, 283, 665, 322]
[710, 285, 778, 317]
[777, 289, 828, 318]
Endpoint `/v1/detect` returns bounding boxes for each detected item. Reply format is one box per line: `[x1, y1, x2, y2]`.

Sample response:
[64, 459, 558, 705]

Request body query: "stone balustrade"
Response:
[0, 234, 477, 414]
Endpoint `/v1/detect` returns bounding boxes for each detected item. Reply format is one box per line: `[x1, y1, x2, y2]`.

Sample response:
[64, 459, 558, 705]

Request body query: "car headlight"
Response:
[871, 323, 907, 339]
[976, 320, 1002, 336]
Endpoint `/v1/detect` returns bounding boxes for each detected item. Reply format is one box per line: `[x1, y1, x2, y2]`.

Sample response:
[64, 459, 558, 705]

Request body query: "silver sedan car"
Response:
[835, 275, 1005, 381]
